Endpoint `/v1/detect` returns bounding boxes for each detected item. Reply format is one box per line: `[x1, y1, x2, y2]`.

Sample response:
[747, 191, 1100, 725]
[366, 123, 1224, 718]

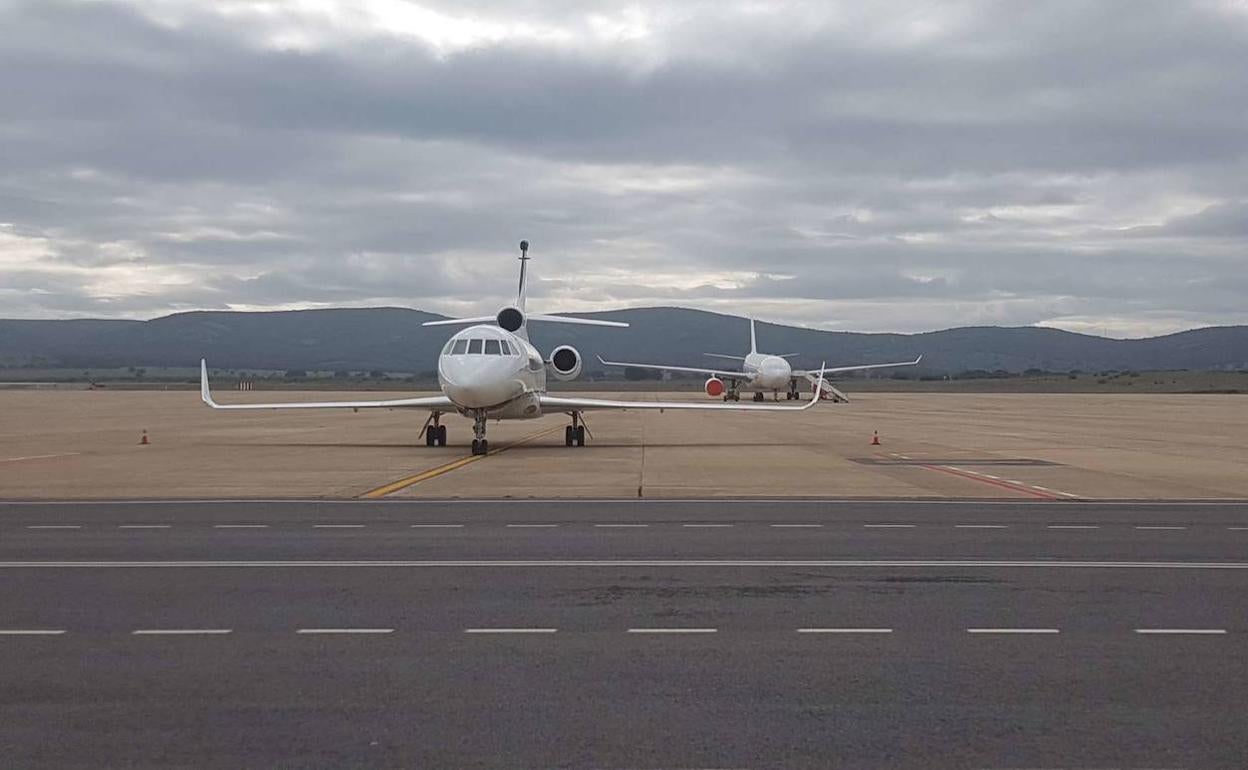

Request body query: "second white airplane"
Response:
[600, 318, 921, 402]
[201, 241, 827, 455]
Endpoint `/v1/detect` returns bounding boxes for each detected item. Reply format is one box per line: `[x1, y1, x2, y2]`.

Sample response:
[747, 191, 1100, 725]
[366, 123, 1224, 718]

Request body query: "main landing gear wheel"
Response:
[567, 413, 587, 447]
[471, 438, 489, 456]
[426, 420, 448, 447]
[753, 392, 765, 402]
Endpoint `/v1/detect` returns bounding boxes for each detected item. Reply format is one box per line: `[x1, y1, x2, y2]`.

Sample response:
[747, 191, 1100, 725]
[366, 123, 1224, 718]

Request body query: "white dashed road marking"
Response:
[0, 629, 66, 635]
[628, 628, 718, 634]
[118, 525, 170, 529]
[297, 628, 394, 634]
[967, 628, 1060, 634]
[594, 524, 650, 528]
[506, 524, 559, 528]
[410, 524, 465, 528]
[770, 524, 823, 528]
[1135, 628, 1227, 635]
[132, 629, 232, 635]
[464, 628, 558, 634]
[864, 524, 916, 529]
[313, 524, 365, 529]
[797, 628, 893, 634]
[1135, 526, 1187, 530]
[1048, 525, 1100, 529]
[682, 524, 734, 528]
[213, 524, 269, 529]
[26, 525, 82, 530]
[955, 525, 1008, 529]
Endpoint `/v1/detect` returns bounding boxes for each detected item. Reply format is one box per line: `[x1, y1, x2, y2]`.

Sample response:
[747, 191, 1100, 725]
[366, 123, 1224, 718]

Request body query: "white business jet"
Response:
[599, 318, 920, 402]
[201, 241, 827, 455]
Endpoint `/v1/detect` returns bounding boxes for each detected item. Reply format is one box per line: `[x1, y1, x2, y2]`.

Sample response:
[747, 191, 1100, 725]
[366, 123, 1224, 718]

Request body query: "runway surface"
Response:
[3, 499, 1247, 768]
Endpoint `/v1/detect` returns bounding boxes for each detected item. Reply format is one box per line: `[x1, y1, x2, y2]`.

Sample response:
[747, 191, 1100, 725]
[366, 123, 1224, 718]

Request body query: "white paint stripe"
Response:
[410, 524, 464, 528]
[770, 524, 823, 528]
[864, 524, 916, 528]
[464, 628, 557, 634]
[296, 628, 394, 634]
[628, 628, 718, 634]
[26, 525, 82, 529]
[506, 524, 559, 528]
[0, 629, 66, 635]
[1135, 526, 1187, 530]
[981, 474, 1002, 480]
[797, 628, 893, 634]
[118, 525, 170, 529]
[313, 524, 365, 528]
[1135, 628, 1227, 635]
[0, 453, 80, 464]
[1228, 527, 1248, 530]
[5, 559, 1248, 570]
[967, 628, 1060, 634]
[955, 524, 1008, 529]
[682, 524, 734, 528]
[594, 524, 650, 528]
[3, 498, 1246, 506]
[132, 629, 232, 635]
[1048, 525, 1100, 529]
[213, 524, 268, 529]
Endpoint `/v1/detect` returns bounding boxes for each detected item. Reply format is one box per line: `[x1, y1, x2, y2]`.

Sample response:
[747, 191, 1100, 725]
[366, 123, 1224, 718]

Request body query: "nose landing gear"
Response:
[470, 411, 489, 456]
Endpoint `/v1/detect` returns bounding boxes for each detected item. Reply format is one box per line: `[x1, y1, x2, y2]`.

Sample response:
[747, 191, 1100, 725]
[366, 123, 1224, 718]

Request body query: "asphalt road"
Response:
[2, 499, 1247, 769]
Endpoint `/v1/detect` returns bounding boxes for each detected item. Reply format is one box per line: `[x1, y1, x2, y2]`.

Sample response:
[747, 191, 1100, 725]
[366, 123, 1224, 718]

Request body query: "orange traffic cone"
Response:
[871, 430, 880, 446]
[139, 429, 150, 446]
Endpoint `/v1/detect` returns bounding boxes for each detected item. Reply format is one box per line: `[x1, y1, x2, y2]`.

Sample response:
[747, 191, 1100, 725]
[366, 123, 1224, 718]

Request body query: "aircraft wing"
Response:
[200, 360, 455, 411]
[596, 355, 748, 380]
[542, 366, 826, 413]
[793, 356, 922, 377]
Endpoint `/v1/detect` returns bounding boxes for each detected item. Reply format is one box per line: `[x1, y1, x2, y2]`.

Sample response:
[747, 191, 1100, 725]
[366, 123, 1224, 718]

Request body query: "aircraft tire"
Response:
[565, 426, 575, 446]
[438, 425, 448, 446]
[575, 425, 586, 447]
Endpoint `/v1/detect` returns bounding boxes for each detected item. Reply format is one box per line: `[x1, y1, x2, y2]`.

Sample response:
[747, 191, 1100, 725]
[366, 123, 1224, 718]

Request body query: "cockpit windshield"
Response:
[448, 338, 519, 356]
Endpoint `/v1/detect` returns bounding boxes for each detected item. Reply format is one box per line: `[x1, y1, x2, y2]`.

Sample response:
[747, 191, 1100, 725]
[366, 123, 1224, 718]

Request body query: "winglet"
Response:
[200, 359, 218, 408]
[806, 362, 827, 408]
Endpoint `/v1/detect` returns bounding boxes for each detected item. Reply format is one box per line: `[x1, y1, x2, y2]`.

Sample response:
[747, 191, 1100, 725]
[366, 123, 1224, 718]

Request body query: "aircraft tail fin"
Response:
[516, 240, 530, 312]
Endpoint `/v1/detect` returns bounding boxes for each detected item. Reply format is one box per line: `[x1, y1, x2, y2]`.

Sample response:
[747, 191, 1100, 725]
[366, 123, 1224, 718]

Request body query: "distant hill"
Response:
[1, 307, 1246, 375]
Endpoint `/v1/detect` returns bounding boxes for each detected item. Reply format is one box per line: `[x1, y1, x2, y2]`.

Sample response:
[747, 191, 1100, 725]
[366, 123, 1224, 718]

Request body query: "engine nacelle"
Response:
[549, 345, 582, 381]
[704, 377, 725, 397]
[496, 305, 526, 332]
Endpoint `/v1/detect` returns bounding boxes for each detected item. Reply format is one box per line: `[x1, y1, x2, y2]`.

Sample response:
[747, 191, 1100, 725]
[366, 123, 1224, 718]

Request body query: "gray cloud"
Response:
[1, 0, 1246, 337]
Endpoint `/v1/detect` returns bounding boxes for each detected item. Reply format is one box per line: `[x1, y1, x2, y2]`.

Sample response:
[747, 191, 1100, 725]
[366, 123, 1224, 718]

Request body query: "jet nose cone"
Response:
[439, 356, 523, 408]
[759, 356, 791, 386]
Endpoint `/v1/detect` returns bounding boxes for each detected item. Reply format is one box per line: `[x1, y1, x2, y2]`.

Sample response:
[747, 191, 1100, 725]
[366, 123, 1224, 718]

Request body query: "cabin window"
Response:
[468, 339, 484, 355]
[484, 339, 502, 355]
[500, 340, 512, 356]
[451, 339, 469, 355]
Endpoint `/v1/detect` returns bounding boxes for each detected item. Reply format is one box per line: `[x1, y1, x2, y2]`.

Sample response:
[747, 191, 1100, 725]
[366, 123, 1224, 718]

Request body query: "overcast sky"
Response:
[1, 0, 1246, 336]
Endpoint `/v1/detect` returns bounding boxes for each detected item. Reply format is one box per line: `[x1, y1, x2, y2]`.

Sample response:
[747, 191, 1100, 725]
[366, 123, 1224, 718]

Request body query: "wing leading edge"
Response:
[541, 365, 827, 413]
[200, 360, 455, 411]
[596, 355, 747, 380]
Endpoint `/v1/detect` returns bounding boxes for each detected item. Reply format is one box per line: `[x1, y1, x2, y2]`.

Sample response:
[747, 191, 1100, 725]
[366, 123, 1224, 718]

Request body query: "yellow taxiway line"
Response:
[358, 425, 564, 499]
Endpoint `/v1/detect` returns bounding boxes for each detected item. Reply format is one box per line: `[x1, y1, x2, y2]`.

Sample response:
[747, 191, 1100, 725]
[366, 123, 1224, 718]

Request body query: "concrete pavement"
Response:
[2, 499, 1247, 768]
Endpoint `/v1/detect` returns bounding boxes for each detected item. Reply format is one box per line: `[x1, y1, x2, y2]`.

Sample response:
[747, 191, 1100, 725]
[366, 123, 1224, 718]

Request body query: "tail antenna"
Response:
[517, 239, 530, 311]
